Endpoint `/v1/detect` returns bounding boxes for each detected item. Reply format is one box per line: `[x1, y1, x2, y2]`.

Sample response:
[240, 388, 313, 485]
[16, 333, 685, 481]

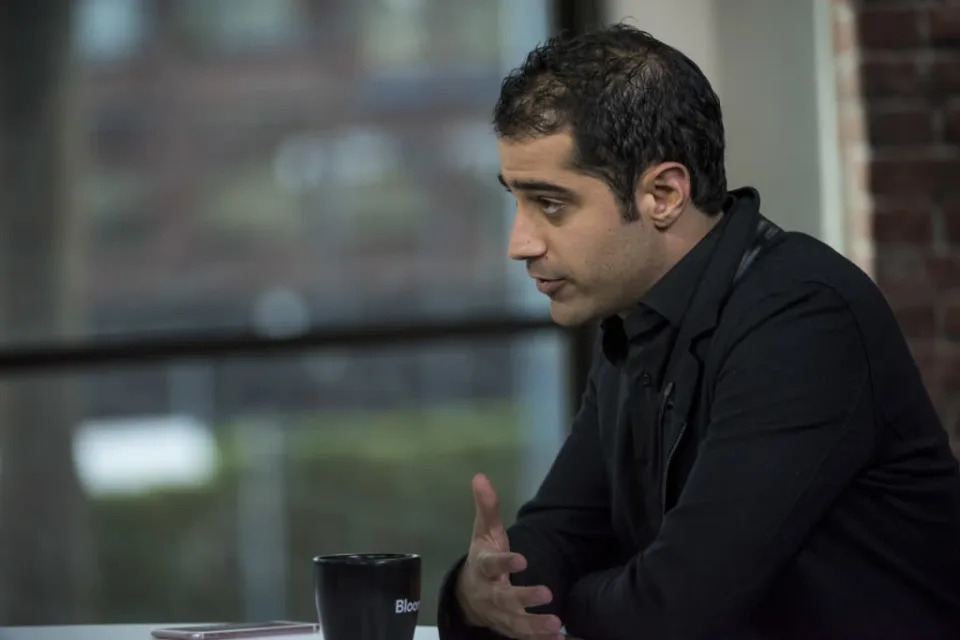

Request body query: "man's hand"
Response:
[455, 473, 565, 640]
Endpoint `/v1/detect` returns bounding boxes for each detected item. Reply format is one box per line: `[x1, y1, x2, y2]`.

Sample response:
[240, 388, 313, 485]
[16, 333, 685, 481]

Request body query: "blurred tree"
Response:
[0, 0, 97, 624]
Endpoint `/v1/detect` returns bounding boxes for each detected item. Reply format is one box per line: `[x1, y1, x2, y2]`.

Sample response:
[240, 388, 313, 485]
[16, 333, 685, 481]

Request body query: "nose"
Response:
[507, 208, 547, 262]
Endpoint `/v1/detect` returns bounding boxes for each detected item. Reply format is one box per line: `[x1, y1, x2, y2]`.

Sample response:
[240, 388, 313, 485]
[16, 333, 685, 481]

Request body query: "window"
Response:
[0, 335, 568, 622]
[0, 0, 585, 626]
[176, 0, 307, 55]
[74, 0, 148, 62]
[59, 1, 552, 342]
[359, 0, 501, 72]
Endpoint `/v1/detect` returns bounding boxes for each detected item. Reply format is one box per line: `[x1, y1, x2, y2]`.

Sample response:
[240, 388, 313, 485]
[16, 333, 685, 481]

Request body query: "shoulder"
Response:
[722, 231, 891, 331]
[712, 232, 884, 361]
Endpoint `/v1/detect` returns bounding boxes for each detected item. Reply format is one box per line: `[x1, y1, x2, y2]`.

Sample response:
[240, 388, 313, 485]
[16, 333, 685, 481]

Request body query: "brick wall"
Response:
[832, 1, 874, 278]
[838, 0, 960, 454]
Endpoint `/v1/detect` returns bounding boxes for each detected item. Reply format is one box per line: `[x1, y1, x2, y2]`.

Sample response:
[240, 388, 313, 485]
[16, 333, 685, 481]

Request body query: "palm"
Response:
[476, 519, 509, 553]
[459, 473, 563, 639]
[473, 521, 510, 586]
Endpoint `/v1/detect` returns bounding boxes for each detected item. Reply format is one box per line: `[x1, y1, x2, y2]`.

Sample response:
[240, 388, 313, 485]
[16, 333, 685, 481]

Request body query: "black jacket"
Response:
[437, 188, 960, 639]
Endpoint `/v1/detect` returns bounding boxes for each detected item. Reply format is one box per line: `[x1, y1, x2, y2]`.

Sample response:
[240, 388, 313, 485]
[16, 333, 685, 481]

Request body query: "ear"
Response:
[636, 162, 691, 229]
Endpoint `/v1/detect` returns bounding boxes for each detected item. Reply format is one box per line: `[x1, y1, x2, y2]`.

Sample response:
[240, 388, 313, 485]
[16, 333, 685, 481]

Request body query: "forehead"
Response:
[496, 132, 575, 174]
[496, 132, 614, 200]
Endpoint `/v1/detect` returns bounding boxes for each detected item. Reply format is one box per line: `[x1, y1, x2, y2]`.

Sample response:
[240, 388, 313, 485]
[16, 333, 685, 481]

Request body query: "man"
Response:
[435, 24, 960, 640]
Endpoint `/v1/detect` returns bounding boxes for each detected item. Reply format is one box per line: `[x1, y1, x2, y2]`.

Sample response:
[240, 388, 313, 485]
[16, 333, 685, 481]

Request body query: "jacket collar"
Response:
[602, 186, 768, 341]
[674, 186, 767, 342]
[640, 199, 729, 329]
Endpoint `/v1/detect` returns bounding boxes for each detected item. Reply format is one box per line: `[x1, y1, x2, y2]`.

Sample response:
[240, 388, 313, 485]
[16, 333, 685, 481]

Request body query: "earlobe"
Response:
[652, 211, 672, 230]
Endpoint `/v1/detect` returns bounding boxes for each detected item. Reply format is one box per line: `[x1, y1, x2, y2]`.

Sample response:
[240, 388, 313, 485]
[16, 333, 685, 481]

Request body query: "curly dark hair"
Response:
[494, 23, 727, 219]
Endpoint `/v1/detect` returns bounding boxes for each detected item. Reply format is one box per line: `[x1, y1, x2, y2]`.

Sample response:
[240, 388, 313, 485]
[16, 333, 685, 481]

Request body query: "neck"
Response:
[661, 205, 723, 273]
[615, 206, 724, 319]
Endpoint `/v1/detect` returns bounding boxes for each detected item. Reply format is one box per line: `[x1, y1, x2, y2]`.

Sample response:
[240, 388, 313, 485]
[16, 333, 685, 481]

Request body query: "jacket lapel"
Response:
[656, 188, 780, 511]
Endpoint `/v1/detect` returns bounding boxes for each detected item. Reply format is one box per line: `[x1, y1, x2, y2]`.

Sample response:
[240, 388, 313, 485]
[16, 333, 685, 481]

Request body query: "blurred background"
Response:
[0, 0, 958, 627]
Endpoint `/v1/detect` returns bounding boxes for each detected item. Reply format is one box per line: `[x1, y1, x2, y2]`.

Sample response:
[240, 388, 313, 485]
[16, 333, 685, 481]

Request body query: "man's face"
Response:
[498, 132, 668, 327]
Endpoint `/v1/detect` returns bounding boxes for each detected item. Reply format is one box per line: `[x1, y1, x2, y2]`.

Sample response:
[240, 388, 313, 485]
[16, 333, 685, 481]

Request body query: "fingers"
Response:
[471, 473, 504, 539]
[486, 583, 559, 638]
[465, 474, 562, 640]
[497, 611, 563, 638]
[463, 570, 561, 639]
[475, 550, 526, 579]
[491, 583, 553, 611]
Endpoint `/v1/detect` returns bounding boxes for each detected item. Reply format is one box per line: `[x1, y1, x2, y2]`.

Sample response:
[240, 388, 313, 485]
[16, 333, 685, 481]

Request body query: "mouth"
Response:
[534, 278, 566, 296]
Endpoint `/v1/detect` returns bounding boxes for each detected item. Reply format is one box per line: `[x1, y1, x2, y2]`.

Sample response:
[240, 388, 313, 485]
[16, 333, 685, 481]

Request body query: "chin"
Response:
[548, 301, 596, 327]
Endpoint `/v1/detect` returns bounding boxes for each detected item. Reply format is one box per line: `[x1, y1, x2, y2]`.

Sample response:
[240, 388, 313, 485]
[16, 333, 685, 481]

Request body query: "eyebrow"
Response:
[497, 173, 576, 199]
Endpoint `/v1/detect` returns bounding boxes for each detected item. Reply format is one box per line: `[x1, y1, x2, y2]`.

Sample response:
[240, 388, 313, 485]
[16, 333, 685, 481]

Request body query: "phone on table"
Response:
[151, 621, 319, 640]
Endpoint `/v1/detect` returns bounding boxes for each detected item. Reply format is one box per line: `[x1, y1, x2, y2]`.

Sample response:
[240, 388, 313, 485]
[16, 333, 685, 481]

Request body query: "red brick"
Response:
[858, 9, 923, 49]
[944, 199, 960, 243]
[908, 338, 942, 395]
[872, 205, 934, 242]
[875, 246, 935, 294]
[934, 397, 953, 428]
[837, 69, 861, 101]
[931, 56, 960, 95]
[948, 400, 960, 424]
[927, 252, 960, 290]
[893, 302, 938, 337]
[923, 370, 941, 398]
[834, 15, 856, 55]
[945, 105, 960, 145]
[860, 59, 925, 97]
[949, 401, 960, 433]
[869, 158, 960, 197]
[942, 347, 960, 391]
[881, 282, 940, 307]
[929, 6, 960, 48]
[945, 303, 960, 341]
[867, 108, 933, 145]
[838, 110, 864, 146]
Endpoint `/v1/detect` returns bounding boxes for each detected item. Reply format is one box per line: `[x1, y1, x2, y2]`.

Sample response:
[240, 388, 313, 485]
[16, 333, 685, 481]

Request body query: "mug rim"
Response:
[313, 552, 420, 566]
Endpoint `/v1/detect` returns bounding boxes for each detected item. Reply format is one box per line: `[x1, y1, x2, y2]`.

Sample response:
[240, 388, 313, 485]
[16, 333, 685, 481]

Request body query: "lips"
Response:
[534, 278, 566, 296]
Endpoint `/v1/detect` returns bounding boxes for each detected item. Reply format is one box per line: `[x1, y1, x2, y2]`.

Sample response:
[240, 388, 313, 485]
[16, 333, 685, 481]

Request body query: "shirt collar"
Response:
[603, 193, 736, 346]
[636, 203, 730, 330]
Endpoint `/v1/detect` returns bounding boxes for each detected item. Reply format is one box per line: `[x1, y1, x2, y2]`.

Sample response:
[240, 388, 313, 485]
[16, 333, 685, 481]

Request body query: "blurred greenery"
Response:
[92, 401, 528, 625]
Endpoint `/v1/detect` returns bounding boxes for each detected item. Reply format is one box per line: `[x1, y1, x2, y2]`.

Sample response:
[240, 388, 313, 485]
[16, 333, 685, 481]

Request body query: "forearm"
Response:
[506, 507, 621, 617]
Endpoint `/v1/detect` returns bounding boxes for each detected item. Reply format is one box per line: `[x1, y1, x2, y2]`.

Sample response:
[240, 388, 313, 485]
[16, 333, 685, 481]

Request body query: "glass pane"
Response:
[175, 0, 308, 54]
[0, 331, 569, 624]
[0, 0, 552, 347]
[74, 0, 148, 62]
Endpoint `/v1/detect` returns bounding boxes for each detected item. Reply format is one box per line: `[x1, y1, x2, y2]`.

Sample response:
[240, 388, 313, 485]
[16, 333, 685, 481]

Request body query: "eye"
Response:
[537, 198, 564, 216]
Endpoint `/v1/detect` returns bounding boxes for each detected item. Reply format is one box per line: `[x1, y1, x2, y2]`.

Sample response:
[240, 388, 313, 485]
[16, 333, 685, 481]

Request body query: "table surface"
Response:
[0, 624, 440, 640]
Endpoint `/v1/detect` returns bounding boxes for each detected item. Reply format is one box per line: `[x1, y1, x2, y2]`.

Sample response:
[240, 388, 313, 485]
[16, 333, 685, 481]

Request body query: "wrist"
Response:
[454, 567, 485, 627]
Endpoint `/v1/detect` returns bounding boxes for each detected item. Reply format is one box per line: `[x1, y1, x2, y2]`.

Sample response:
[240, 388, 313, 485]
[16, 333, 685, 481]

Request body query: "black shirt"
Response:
[598, 210, 726, 549]
[437, 188, 960, 639]
[603, 194, 726, 365]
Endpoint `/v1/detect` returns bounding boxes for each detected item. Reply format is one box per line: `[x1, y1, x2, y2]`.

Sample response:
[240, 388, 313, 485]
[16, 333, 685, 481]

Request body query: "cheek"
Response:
[560, 204, 641, 285]
[599, 225, 654, 291]
[575, 223, 634, 282]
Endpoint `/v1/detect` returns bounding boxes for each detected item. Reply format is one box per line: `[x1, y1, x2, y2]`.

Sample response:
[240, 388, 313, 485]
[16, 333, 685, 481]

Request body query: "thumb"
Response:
[471, 473, 505, 540]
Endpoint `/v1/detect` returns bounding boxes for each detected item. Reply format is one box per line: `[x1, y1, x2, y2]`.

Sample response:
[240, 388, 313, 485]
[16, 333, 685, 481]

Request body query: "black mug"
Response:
[313, 553, 421, 640]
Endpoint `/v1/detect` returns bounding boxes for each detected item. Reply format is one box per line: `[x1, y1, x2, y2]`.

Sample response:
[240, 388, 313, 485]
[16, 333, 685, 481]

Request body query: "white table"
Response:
[0, 625, 441, 640]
